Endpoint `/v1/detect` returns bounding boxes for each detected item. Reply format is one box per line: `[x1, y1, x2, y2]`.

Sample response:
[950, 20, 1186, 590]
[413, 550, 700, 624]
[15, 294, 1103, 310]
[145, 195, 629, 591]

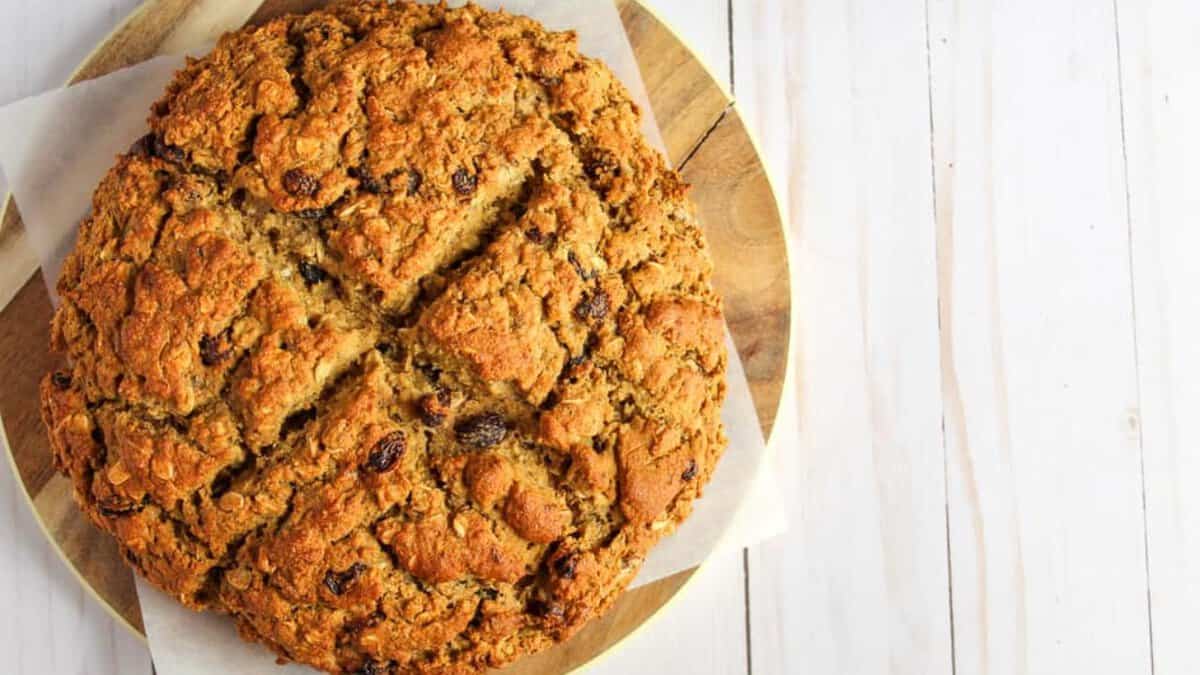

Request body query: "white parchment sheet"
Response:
[0, 2, 787, 672]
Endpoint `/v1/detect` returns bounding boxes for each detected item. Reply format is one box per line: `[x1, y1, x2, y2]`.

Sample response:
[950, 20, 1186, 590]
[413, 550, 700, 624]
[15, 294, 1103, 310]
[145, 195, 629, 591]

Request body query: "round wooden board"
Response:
[0, 1, 791, 672]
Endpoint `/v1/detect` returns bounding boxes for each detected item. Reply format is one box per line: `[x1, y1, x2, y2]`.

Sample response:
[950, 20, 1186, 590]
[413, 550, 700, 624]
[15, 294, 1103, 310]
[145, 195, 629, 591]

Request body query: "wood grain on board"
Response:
[0, 1, 790, 673]
[682, 108, 788, 437]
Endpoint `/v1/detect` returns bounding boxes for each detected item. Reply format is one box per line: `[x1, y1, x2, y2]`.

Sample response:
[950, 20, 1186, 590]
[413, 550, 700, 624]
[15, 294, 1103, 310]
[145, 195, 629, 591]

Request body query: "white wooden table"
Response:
[3, 1, 1198, 674]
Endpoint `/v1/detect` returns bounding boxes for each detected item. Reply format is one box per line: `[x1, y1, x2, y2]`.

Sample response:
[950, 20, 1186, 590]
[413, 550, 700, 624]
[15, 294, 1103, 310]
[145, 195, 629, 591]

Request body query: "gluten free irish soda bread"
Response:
[39, 1, 727, 672]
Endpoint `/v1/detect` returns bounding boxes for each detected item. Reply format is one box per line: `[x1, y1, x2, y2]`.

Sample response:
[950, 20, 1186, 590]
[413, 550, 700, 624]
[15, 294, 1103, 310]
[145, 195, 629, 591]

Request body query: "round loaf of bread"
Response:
[39, 1, 727, 672]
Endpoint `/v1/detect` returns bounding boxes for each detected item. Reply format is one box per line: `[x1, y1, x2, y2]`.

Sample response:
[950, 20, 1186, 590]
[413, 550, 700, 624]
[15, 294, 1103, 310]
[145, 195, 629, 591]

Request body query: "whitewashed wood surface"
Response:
[2, 1, 1198, 674]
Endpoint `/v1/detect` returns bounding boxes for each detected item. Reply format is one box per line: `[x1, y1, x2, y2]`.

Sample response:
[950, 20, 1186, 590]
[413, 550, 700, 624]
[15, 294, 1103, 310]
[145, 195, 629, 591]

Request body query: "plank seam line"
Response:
[923, 0, 958, 671]
[1110, 1, 1156, 672]
[742, 547, 753, 675]
[726, 4, 750, 672]
[726, 0, 735, 96]
[677, 103, 734, 172]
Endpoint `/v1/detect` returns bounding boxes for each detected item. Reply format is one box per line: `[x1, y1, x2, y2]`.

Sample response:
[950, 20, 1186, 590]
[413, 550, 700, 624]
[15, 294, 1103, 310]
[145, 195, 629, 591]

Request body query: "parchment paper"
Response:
[0, 2, 786, 672]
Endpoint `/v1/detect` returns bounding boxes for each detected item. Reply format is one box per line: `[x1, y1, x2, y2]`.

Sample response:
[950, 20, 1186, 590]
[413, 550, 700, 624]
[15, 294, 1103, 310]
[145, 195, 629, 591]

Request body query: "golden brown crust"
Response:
[40, 1, 726, 673]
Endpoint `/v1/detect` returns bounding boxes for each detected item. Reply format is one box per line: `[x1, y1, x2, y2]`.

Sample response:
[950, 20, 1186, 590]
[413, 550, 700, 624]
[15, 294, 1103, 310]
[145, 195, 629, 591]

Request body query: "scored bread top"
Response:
[39, 1, 727, 673]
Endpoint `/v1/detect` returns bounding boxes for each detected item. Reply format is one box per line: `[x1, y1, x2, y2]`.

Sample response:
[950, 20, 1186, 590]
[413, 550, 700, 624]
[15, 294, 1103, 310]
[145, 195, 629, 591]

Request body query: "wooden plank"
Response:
[928, 0, 1153, 672]
[726, 0, 789, 202]
[1115, 1, 1200, 672]
[739, 0, 952, 673]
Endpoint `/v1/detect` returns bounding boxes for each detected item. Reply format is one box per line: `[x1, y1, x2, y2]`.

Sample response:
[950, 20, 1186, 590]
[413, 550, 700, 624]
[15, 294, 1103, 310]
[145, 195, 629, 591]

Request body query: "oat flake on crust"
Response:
[38, 1, 727, 672]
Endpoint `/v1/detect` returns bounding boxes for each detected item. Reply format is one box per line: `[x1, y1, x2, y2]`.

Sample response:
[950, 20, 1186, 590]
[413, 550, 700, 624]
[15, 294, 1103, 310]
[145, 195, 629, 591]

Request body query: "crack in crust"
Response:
[39, 2, 727, 673]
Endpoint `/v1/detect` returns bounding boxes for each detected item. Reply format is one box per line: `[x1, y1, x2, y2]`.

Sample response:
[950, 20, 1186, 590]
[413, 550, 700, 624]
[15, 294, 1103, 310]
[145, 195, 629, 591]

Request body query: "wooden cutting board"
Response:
[0, 1, 791, 672]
